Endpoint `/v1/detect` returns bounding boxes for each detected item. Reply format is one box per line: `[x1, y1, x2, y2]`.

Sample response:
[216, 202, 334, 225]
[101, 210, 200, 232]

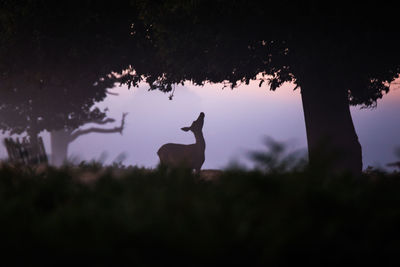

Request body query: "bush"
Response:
[0, 163, 399, 266]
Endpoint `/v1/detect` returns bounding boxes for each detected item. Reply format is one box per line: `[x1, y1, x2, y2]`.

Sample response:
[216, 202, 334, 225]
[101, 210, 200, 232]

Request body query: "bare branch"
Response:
[70, 127, 121, 141]
[120, 112, 128, 133]
[106, 89, 119, 96]
[69, 117, 116, 137]
[70, 113, 128, 142]
[90, 117, 116, 125]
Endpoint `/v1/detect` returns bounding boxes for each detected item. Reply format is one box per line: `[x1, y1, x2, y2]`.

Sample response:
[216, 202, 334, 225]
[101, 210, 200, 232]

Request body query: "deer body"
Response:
[157, 112, 205, 172]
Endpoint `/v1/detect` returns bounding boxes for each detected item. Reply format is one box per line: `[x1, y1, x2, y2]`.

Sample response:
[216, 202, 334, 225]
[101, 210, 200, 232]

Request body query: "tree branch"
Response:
[106, 89, 119, 96]
[89, 117, 116, 125]
[70, 113, 128, 142]
[70, 117, 116, 136]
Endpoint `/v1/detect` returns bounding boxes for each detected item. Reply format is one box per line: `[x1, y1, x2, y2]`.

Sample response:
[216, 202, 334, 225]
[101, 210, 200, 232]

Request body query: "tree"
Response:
[123, 0, 400, 174]
[50, 112, 128, 166]
[0, 1, 136, 163]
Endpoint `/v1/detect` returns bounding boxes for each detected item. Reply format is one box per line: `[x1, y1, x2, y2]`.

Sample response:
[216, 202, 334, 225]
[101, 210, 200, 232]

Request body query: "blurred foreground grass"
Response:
[0, 161, 400, 266]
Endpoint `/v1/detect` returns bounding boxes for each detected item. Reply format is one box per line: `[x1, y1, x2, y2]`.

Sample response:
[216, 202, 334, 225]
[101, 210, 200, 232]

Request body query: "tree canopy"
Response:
[126, 0, 399, 107]
[0, 1, 135, 138]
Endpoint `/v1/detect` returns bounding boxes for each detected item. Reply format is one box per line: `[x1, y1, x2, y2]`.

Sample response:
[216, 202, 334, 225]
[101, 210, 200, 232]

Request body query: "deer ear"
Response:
[181, 127, 190, 132]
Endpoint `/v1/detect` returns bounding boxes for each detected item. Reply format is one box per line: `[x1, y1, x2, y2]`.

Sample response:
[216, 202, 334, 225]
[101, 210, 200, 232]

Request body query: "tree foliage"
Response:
[0, 1, 136, 137]
[126, 0, 400, 107]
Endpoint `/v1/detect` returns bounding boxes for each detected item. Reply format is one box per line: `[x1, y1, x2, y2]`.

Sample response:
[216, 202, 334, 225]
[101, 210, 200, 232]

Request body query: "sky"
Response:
[0, 79, 399, 170]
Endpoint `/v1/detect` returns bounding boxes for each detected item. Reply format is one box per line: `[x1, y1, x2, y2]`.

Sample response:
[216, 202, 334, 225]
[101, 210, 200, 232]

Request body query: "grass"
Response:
[0, 162, 400, 266]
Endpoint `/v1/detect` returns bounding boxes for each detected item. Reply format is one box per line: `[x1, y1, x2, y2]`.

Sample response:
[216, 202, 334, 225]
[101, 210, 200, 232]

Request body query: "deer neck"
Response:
[193, 131, 205, 150]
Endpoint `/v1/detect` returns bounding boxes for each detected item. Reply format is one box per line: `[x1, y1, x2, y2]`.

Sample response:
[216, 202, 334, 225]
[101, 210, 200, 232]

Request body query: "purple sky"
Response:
[1, 80, 399, 170]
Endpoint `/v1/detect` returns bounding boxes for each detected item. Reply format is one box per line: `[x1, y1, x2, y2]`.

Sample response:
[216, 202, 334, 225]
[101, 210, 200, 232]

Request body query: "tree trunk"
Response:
[27, 127, 41, 164]
[300, 81, 362, 175]
[50, 130, 71, 166]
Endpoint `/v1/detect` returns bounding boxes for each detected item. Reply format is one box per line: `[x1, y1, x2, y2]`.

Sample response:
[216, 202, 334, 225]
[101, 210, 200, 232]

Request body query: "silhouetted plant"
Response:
[249, 137, 307, 173]
[0, 162, 399, 265]
[386, 147, 400, 170]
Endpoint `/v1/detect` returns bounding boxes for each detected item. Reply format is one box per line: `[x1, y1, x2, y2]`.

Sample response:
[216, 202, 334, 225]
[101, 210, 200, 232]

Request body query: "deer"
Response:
[157, 112, 206, 173]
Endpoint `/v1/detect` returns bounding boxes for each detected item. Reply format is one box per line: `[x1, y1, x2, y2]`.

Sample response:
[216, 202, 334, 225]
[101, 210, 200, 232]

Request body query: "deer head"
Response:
[181, 112, 205, 133]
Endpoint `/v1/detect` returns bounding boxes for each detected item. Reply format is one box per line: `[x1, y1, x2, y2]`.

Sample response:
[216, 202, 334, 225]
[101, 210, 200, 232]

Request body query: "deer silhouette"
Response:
[157, 112, 205, 172]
